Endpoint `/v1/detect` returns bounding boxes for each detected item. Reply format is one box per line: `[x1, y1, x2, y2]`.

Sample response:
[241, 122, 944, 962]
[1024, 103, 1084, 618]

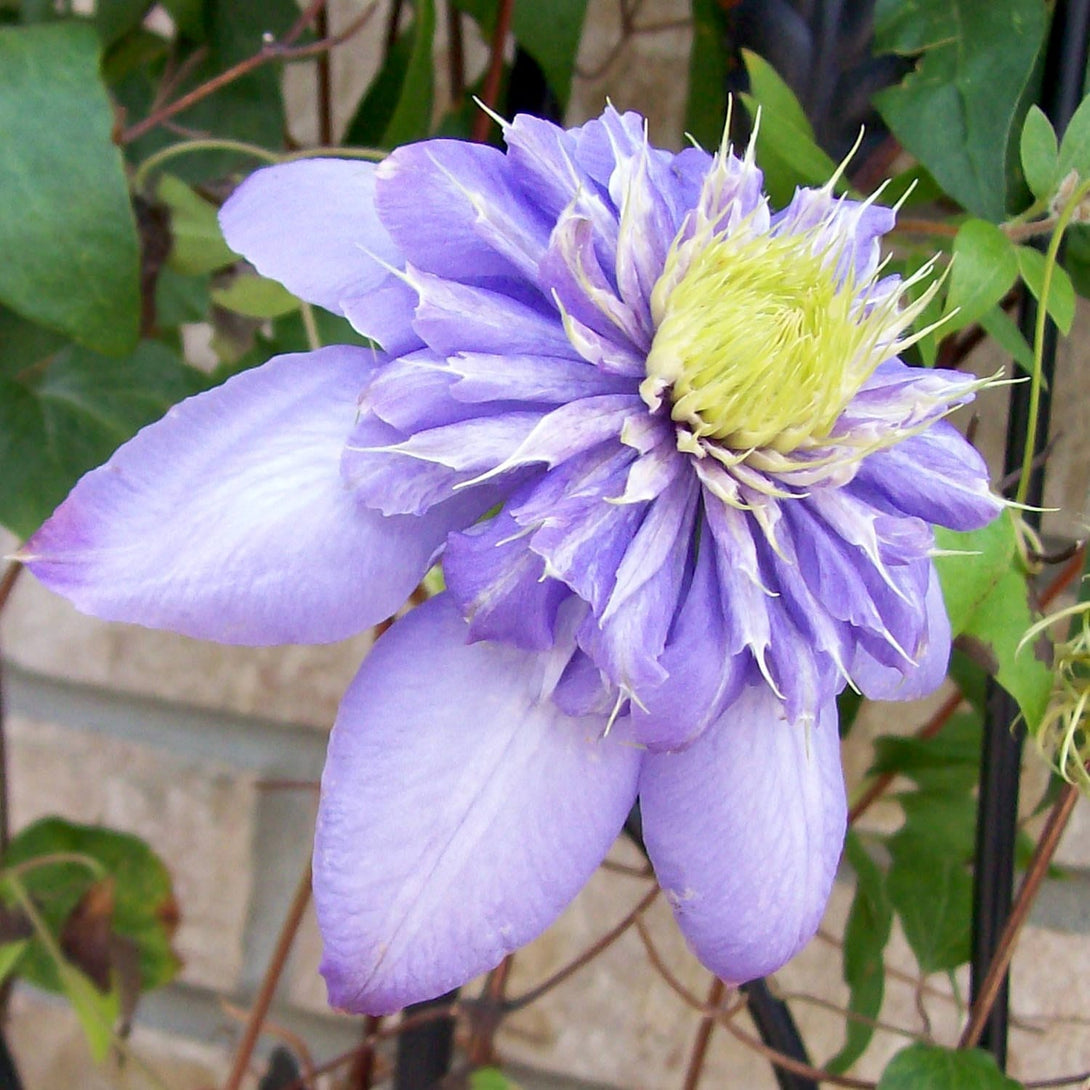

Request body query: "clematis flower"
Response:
[20, 107, 1001, 1014]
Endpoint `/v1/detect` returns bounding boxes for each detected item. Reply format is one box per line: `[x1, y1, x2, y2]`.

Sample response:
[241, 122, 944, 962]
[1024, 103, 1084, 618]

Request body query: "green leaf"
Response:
[155, 267, 211, 328]
[871, 712, 983, 795]
[1020, 105, 1059, 200]
[212, 274, 299, 319]
[893, 791, 978, 863]
[1016, 245, 1076, 335]
[0, 24, 140, 354]
[934, 516, 1017, 636]
[469, 1069, 521, 1090]
[878, 1043, 1023, 1089]
[383, 0, 436, 148]
[826, 833, 892, 1074]
[873, 0, 1048, 221]
[0, 939, 29, 987]
[942, 219, 1019, 331]
[0, 305, 67, 378]
[510, 0, 586, 110]
[978, 305, 1034, 374]
[344, 0, 435, 149]
[157, 174, 238, 276]
[58, 961, 121, 1063]
[3, 818, 181, 997]
[0, 341, 208, 538]
[685, 0, 730, 150]
[960, 564, 1053, 732]
[95, 0, 152, 47]
[1057, 93, 1090, 182]
[887, 835, 972, 973]
[935, 516, 1053, 731]
[740, 51, 840, 208]
[344, 29, 414, 146]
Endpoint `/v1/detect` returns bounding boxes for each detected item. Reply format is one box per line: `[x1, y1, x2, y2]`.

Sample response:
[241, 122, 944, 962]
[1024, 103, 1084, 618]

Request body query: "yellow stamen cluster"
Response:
[641, 213, 932, 457]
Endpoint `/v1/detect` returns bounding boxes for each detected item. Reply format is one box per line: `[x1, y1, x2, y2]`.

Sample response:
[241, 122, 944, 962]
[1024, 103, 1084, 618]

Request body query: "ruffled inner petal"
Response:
[852, 421, 1002, 531]
[628, 519, 747, 752]
[342, 409, 544, 516]
[375, 139, 551, 284]
[444, 509, 571, 651]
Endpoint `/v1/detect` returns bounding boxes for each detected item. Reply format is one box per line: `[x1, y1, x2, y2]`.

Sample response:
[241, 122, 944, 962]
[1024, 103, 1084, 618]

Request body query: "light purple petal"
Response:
[219, 159, 402, 315]
[343, 410, 544, 516]
[850, 562, 952, 700]
[446, 351, 637, 404]
[853, 422, 1002, 531]
[580, 474, 699, 696]
[639, 684, 846, 984]
[444, 509, 571, 650]
[315, 595, 642, 1014]
[629, 534, 747, 751]
[22, 347, 460, 644]
[406, 269, 573, 357]
[376, 140, 550, 283]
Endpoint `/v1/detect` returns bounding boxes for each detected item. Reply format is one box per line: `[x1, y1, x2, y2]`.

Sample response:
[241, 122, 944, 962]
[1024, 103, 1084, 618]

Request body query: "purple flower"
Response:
[20, 108, 1000, 1014]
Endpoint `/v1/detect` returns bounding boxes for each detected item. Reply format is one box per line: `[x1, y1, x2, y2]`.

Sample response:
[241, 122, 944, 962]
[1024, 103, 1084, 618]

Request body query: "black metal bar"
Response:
[969, 0, 1090, 1066]
[394, 992, 459, 1090]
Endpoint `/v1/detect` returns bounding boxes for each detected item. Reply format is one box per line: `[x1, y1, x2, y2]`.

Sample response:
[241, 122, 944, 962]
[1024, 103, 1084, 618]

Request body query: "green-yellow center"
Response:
[642, 224, 886, 455]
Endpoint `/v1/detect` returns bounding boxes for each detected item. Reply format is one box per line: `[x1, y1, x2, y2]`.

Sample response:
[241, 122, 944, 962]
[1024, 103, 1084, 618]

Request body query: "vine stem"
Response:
[681, 977, 725, 1090]
[502, 884, 659, 1011]
[959, 781, 1080, 1050]
[120, 1, 379, 146]
[1016, 178, 1090, 508]
[222, 858, 313, 1090]
[634, 920, 875, 1090]
[471, 0, 514, 143]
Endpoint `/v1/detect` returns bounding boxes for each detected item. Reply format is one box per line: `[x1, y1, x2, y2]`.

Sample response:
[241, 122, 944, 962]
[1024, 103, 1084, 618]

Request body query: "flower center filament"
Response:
[642, 221, 896, 455]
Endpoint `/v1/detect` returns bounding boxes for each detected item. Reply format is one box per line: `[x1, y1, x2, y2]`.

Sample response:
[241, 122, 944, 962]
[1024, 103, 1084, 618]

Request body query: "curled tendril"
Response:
[1020, 588, 1090, 792]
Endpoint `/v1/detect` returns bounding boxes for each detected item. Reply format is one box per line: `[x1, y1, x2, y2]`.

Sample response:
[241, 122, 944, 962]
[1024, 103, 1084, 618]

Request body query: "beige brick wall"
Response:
[3, 2, 1090, 1088]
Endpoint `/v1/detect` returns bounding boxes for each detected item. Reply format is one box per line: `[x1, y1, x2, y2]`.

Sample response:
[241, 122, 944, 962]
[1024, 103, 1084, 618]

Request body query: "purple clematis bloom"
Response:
[21, 108, 1001, 1014]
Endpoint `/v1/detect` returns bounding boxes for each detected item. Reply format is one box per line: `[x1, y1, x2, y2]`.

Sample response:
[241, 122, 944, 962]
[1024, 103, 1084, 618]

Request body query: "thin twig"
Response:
[121, 2, 378, 145]
[682, 977, 725, 1090]
[504, 884, 659, 1011]
[471, 0, 514, 143]
[633, 919, 724, 1014]
[959, 782, 1081, 1050]
[446, 1, 465, 108]
[635, 922, 874, 1089]
[1024, 1069, 1090, 1088]
[315, 5, 334, 146]
[220, 1000, 317, 1084]
[0, 562, 22, 617]
[848, 689, 963, 824]
[283, 1006, 462, 1088]
[223, 859, 313, 1090]
[466, 955, 513, 1066]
